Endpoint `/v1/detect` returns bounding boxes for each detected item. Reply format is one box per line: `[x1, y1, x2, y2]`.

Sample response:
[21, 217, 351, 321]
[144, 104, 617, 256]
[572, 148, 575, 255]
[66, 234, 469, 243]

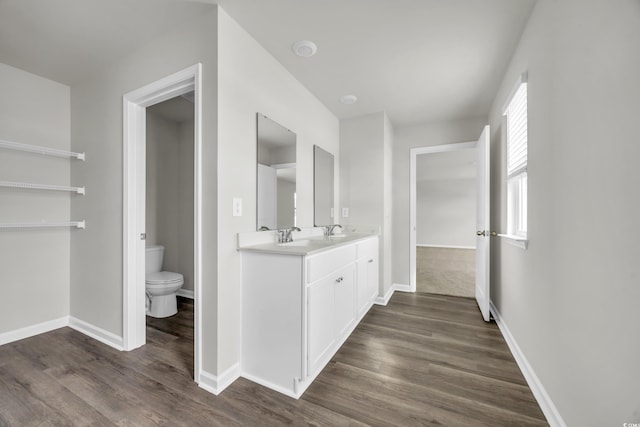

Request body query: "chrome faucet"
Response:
[324, 224, 342, 237]
[258, 226, 270, 231]
[279, 226, 301, 243]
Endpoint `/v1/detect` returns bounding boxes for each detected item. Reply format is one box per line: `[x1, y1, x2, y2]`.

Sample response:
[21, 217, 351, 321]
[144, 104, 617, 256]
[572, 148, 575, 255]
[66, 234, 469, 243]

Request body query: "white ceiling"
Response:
[216, 0, 536, 126]
[0, 0, 536, 127]
[0, 0, 213, 85]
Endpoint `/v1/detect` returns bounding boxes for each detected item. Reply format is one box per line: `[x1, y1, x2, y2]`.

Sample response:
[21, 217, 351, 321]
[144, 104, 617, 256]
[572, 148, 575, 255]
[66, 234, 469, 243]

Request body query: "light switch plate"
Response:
[233, 198, 242, 217]
[342, 207, 349, 218]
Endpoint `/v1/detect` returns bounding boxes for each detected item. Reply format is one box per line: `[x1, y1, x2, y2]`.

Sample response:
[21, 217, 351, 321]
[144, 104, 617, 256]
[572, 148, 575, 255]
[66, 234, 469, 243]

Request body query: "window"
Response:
[504, 75, 528, 239]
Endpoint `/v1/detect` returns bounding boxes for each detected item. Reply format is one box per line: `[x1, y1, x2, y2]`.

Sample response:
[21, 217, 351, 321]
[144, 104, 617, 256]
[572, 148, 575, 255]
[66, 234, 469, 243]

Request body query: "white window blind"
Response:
[506, 82, 527, 178]
[504, 74, 528, 240]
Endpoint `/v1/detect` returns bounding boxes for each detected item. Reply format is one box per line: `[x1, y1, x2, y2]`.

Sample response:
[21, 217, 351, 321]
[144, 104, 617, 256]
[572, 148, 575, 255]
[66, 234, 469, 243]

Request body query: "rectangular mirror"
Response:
[313, 145, 335, 226]
[257, 113, 296, 230]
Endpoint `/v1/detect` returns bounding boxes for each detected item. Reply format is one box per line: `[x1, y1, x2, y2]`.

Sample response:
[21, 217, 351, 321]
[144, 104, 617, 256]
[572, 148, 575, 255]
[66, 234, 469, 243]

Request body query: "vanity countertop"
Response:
[238, 232, 376, 256]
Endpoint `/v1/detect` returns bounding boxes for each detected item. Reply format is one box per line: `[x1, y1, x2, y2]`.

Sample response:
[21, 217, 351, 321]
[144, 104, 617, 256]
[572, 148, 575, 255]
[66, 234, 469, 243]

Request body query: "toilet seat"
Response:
[146, 271, 183, 285]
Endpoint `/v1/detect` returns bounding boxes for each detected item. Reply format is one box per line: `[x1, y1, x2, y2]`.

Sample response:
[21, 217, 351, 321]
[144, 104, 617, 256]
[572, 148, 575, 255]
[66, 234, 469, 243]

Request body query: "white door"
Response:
[475, 125, 491, 321]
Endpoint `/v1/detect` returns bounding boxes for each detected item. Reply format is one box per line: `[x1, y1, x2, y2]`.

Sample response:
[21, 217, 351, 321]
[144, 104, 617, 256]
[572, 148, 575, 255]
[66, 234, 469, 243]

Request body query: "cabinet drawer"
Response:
[306, 244, 357, 283]
[357, 237, 378, 260]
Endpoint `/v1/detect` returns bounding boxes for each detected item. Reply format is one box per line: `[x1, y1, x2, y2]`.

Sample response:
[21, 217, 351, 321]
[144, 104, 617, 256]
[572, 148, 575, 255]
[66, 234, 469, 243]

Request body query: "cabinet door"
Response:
[356, 259, 370, 317]
[307, 276, 335, 373]
[356, 238, 379, 318]
[366, 255, 379, 302]
[334, 264, 356, 338]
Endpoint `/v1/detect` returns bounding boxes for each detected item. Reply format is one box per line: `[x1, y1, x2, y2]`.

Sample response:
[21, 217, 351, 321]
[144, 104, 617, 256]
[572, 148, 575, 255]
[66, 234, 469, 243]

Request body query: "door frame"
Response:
[409, 141, 477, 292]
[122, 64, 203, 383]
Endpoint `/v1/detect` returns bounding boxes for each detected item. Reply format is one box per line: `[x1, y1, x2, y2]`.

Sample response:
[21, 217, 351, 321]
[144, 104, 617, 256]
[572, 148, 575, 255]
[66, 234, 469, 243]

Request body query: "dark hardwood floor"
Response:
[0, 294, 547, 426]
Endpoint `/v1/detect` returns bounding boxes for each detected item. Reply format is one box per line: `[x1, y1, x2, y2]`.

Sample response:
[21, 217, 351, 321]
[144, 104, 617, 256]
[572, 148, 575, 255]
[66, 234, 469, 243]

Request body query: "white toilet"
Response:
[145, 245, 184, 318]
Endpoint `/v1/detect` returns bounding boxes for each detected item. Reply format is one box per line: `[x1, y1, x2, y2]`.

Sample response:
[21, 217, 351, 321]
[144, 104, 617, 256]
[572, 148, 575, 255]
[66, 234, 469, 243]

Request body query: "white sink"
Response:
[329, 234, 348, 239]
[278, 239, 311, 247]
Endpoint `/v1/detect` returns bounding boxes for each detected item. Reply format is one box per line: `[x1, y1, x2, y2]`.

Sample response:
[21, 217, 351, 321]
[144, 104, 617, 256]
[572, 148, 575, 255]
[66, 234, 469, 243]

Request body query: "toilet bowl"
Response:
[145, 245, 183, 318]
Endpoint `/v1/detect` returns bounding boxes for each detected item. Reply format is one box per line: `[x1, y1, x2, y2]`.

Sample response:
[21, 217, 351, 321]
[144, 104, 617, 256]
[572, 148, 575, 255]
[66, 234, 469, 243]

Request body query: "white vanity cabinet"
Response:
[306, 244, 357, 375]
[240, 235, 378, 398]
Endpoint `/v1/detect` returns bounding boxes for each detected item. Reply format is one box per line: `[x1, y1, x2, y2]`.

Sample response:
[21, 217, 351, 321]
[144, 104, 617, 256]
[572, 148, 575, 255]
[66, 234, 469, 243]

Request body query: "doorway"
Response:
[122, 64, 203, 383]
[409, 126, 491, 321]
[415, 148, 477, 297]
[144, 93, 195, 372]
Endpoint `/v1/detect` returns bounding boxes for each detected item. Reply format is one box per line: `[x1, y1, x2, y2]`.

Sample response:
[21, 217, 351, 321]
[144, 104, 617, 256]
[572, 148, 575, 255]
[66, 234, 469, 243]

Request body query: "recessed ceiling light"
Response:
[292, 40, 317, 58]
[340, 94, 358, 105]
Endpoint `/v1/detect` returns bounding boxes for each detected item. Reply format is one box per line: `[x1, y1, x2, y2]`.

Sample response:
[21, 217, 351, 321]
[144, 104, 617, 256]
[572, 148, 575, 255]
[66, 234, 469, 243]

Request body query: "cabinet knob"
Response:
[368, 259, 373, 263]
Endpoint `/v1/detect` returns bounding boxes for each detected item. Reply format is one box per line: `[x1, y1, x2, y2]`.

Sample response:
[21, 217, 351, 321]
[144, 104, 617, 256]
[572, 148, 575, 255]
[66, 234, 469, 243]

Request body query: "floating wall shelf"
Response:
[0, 221, 86, 229]
[0, 181, 85, 195]
[0, 139, 85, 160]
[1, 137, 86, 231]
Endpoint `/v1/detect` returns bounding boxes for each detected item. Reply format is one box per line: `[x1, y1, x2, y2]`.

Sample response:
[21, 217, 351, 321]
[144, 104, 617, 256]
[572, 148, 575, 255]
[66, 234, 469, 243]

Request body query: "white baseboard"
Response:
[240, 372, 300, 399]
[0, 316, 69, 346]
[374, 285, 396, 306]
[393, 283, 412, 293]
[490, 301, 566, 427]
[198, 363, 240, 395]
[1, 315, 125, 353]
[177, 289, 194, 299]
[417, 244, 476, 250]
[68, 316, 124, 351]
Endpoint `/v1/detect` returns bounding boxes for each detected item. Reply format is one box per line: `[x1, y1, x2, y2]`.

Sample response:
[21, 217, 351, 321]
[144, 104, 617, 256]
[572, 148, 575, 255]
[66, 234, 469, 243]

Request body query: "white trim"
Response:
[417, 244, 476, 250]
[122, 64, 203, 386]
[176, 289, 194, 299]
[0, 316, 123, 352]
[374, 285, 396, 305]
[410, 141, 477, 293]
[0, 316, 68, 346]
[490, 301, 566, 427]
[198, 365, 241, 395]
[393, 283, 411, 293]
[68, 317, 124, 351]
[241, 372, 300, 399]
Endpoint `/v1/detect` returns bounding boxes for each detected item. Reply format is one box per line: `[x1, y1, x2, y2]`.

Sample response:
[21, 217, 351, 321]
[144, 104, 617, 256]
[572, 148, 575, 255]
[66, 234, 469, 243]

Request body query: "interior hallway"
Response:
[0, 293, 546, 426]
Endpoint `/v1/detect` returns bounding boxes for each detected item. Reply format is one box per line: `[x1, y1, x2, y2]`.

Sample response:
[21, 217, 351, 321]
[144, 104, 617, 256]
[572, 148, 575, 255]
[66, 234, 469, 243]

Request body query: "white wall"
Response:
[146, 111, 194, 292]
[489, 0, 640, 425]
[217, 9, 339, 373]
[392, 118, 486, 286]
[0, 63, 70, 334]
[70, 7, 219, 372]
[416, 178, 476, 248]
[340, 112, 393, 296]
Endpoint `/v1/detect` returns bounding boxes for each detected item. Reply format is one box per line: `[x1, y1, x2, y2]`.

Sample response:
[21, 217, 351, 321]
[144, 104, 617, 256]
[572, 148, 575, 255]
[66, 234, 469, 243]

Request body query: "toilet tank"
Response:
[145, 245, 165, 274]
